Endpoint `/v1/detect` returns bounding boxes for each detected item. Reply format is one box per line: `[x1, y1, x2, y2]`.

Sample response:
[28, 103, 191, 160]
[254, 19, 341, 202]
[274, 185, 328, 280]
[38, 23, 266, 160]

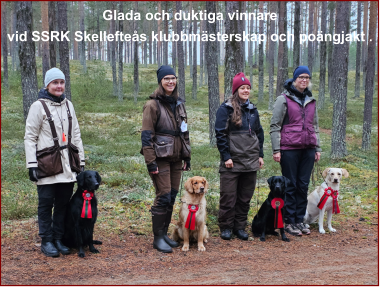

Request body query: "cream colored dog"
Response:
[172, 176, 209, 252]
[304, 168, 349, 234]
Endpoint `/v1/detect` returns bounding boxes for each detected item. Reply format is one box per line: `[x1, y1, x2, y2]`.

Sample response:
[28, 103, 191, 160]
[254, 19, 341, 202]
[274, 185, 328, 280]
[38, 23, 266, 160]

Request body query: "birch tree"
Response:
[176, 1, 185, 100]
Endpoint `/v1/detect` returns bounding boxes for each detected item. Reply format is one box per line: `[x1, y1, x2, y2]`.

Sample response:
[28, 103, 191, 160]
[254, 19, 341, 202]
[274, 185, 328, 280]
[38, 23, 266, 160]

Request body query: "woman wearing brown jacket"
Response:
[141, 65, 191, 253]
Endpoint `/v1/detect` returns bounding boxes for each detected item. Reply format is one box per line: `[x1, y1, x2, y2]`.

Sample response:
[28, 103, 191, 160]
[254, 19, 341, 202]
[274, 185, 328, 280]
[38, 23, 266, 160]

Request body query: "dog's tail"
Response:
[171, 226, 180, 242]
[92, 240, 102, 245]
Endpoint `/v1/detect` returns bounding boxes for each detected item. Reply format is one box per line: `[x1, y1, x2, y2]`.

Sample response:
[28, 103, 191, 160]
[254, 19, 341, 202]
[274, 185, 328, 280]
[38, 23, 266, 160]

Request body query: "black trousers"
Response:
[37, 182, 74, 242]
[280, 149, 315, 224]
[218, 171, 257, 231]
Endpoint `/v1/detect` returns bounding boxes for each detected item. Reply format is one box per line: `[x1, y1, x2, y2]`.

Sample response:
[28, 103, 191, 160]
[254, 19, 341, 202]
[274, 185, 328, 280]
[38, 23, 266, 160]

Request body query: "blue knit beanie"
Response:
[44, 67, 65, 87]
[157, 65, 176, 84]
[293, 66, 311, 81]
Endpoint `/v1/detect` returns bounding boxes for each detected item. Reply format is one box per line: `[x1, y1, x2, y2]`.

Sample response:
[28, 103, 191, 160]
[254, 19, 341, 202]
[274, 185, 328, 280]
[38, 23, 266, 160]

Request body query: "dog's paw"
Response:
[282, 237, 290, 242]
[270, 231, 279, 236]
[182, 245, 190, 252]
[259, 237, 266, 242]
[198, 245, 206, 252]
[78, 252, 85, 258]
[89, 247, 100, 254]
[329, 227, 336, 232]
[203, 239, 208, 243]
[319, 229, 326, 234]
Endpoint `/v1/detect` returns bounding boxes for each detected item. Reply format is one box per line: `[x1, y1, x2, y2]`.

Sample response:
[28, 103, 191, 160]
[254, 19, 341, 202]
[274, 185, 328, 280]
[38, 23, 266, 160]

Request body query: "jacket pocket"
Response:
[180, 131, 191, 159]
[307, 126, 317, 147]
[36, 145, 63, 178]
[68, 143, 81, 173]
[281, 124, 303, 148]
[153, 134, 174, 158]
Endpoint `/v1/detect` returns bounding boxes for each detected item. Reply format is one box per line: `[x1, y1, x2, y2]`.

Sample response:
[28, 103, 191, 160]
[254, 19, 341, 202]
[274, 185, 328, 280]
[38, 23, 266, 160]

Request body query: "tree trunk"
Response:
[362, 1, 368, 88]
[133, 1, 139, 104]
[189, 2, 193, 78]
[361, 1, 376, 150]
[248, 3, 253, 84]
[56, 2, 71, 101]
[276, 1, 288, 98]
[307, 2, 314, 76]
[97, 2, 101, 61]
[267, 2, 276, 109]
[176, 1, 185, 100]
[17, 1, 38, 120]
[206, 1, 220, 147]
[327, 2, 335, 96]
[118, 2, 123, 101]
[331, 2, 350, 159]
[258, 1, 264, 102]
[293, 1, 300, 68]
[192, 20, 197, 100]
[224, 1, 244, 100]
[41, 1, 49, 85]
[11, 2, 20, 71]
[1, 1, 9, 88]
[317, 1, 328, 110]
[199, 19, 205, 87]
[110, 3, 117, 96]
[79, 1, 86, 73]
[354, 2, 362, 98]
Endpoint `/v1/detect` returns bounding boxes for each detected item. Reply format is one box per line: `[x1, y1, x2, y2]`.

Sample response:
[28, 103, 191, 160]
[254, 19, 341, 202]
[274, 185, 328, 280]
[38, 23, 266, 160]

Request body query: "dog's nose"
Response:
[333, 179, 338, 183]
[95, 183, 100, 188]
[200, 187, 204, 193]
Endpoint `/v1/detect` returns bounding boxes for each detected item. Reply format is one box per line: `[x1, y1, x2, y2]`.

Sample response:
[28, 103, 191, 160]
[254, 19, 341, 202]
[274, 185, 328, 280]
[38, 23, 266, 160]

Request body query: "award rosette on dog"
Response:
[185, 204, 199, 230]
[271, 198, 284, 229]
[317, 187, 340, 214]
[81, 191, 94, 218]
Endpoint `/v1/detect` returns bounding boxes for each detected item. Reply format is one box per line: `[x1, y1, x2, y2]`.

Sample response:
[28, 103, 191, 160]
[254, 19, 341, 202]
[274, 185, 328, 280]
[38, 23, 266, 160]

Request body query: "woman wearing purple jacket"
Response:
[269, 66, 321, 236]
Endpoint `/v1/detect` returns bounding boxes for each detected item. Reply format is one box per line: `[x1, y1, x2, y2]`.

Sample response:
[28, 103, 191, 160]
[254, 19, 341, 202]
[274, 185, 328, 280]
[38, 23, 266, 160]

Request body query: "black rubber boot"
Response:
[54, 239, 70, 255]
[151, 206, 172, 253]
[41, 239, 60, 257]
[163, 207, 179, 248]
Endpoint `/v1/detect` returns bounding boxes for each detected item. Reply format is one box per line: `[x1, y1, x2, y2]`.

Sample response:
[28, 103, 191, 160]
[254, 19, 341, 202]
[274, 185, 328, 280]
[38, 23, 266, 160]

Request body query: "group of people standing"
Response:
[141, 64, 321, 253]
[25, 64, 321, 257]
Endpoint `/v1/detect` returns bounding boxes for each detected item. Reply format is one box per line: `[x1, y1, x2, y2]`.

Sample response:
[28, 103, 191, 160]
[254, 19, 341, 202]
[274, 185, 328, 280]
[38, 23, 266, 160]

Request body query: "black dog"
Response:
[62, 170, 102, 257]
[251, 176, 291, 242]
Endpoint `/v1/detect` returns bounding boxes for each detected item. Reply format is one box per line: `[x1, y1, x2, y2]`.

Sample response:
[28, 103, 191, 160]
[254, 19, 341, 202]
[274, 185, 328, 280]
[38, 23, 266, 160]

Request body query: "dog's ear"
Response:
[76, 172, 85, 188]
[267, 176, 274, 187]
[202, 177, 209, 192]
[341, 169, 349, 178]
[284, 176, 291, 187]
[95, 172, 102, 184]
[184, 178, 193, 193]
[322, 168, 330, 178]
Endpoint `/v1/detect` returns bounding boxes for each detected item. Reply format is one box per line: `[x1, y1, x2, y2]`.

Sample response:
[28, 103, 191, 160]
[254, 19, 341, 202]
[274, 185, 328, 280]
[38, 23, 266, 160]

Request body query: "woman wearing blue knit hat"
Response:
[141, 65, 191, 253]
[269, 66, 322, 236]
[24, 67, 85, 257]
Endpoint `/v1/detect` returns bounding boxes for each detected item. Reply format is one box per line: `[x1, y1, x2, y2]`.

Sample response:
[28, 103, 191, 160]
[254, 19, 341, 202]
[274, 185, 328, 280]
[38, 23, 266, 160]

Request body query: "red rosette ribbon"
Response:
[317, 187, 335, 210]
[271, 198, 284, 229]
[81, 190, 94, 219]
[331, 190, 340, 214]
[185, 204, 199, 230]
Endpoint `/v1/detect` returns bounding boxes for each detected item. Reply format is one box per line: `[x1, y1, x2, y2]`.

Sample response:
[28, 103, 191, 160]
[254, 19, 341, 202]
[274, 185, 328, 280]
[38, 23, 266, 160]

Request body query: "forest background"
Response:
[1, 1, 378, 250]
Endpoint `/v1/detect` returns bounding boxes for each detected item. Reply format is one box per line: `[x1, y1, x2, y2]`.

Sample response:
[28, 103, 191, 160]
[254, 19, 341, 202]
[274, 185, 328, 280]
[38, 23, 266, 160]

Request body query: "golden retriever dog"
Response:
[172, 176, 209, 252]
[304, 168, 349, 234]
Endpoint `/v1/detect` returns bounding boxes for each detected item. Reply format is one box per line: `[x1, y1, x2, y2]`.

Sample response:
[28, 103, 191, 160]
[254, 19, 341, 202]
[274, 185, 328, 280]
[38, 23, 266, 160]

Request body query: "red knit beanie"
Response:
[232, 72, 251, 94]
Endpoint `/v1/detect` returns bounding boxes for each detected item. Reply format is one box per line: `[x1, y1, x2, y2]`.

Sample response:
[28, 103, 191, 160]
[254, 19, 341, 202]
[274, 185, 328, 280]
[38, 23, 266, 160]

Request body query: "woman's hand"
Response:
[225, 159, 233, 168]
[315, 152, 321, 162]
[272, 152, 281, 163]
[149, 168, 159, 175]
[259, 157, 264, 168]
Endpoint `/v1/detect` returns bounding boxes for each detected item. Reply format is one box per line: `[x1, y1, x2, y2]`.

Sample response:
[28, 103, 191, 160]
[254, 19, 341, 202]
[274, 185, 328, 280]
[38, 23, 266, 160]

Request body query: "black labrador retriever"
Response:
[62, 170, 102, 257]
[251, 176, 291, 242]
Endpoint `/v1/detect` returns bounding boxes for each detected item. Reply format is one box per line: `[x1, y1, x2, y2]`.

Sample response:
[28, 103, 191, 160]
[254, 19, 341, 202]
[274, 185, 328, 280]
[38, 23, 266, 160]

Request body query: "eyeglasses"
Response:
[163, 77, 177, 83]
[298, 76, 311, 81]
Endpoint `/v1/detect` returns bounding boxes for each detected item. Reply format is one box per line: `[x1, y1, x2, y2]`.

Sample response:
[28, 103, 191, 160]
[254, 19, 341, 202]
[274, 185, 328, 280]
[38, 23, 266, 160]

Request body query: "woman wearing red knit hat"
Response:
[215, 72, 264, 240]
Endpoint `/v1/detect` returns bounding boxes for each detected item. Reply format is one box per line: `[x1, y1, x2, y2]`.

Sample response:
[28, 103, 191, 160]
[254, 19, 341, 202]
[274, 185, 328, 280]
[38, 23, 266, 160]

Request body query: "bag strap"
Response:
[65, 102, 73, 144]
[38, 100, 60, 148]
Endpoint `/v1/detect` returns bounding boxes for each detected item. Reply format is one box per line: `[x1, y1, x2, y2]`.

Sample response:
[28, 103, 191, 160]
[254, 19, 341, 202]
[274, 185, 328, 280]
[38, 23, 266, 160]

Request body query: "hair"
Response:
[152, 82, 178, 99]
[229, 90, 243, 127]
